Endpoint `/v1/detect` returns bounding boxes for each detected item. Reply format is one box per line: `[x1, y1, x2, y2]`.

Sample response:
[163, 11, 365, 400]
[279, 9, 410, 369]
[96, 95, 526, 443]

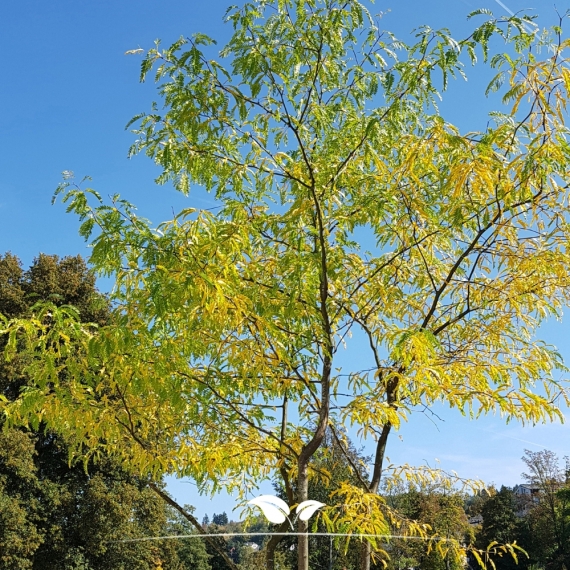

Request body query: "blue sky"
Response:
[1, 0, 569, 520]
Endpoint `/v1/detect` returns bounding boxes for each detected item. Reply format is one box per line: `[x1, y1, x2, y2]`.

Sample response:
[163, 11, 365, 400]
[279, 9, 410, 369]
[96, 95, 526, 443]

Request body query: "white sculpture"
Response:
[247, 495, 326, 527]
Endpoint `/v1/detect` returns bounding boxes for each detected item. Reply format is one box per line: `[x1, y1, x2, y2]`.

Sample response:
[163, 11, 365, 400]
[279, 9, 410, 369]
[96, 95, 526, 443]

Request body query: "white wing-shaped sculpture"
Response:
[248, 495, 291, 524]
[296, 500, 326, 521]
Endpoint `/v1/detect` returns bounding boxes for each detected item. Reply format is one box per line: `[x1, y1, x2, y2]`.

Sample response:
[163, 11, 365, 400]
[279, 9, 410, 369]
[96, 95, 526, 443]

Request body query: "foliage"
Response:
[383, 483, 473, 570]
[237, 548, 267, 570]
[166, 507, 212, 570]
[476, 487, 519, 570]
[0, 252, 109, 402]
[472, 451, 570, 570]
[238, 548, 291, 570]
[465, 487, 492, 518]
[198, 514, 273, 570]
[3, 1, 570, 568]
[516, 450, 570, 570]
[0, 430, 43, 570]
[0, 253, 181, 570]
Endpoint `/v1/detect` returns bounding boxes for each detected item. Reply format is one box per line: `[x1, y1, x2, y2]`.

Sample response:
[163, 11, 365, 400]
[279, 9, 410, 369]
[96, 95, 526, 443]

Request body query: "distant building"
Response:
[468, 514, 483, 526]
[513, 484, 542, 499]
[513, 484, 543, 516]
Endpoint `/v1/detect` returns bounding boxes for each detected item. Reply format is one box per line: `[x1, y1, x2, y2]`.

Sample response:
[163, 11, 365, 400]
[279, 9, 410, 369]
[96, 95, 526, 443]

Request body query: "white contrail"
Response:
[473, 426, 550, 450]
[493, 0, 516, 17]
[492, 0, 538, 32]
[490, 0, 570, 75]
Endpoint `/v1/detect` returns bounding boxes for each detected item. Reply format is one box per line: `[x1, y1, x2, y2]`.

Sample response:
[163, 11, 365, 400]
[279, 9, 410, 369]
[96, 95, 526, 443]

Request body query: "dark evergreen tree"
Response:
[478, 487, 518, 547]
[213, 512, 229, 526]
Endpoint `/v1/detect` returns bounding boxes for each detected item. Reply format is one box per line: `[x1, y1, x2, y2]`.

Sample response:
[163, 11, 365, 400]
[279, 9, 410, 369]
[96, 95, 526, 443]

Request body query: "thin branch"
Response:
[149, 482, 240, 570]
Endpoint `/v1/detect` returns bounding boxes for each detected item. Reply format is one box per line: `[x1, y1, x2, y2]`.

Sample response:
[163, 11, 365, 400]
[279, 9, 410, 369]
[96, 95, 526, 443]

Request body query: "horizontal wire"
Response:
[111, 532, 459, 544]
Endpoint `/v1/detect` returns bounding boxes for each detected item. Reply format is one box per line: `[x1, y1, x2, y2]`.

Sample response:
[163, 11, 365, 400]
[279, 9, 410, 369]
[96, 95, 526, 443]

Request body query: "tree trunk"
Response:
[294, 353, 330, 569]
[360, 541, 372, 570]
[296, 198, 332, 569]
[297, 462, 310, 570]
[265, 465, 294, 570]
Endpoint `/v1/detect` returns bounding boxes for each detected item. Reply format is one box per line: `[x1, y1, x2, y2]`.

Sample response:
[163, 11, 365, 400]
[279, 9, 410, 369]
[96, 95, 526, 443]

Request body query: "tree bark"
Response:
[264, 400, 293, 570]
[361, 541, 373, 570]
[149, 482, 239, 570]
[297, 461, 310, 570]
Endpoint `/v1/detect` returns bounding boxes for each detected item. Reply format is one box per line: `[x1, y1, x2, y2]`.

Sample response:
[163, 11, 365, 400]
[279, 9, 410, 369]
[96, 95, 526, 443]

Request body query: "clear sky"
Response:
[1, 0, 569, 520]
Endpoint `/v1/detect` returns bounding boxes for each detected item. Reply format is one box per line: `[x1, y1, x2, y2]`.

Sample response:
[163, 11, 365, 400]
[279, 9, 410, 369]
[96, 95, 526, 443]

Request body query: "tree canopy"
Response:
[2, 1, 570, 569]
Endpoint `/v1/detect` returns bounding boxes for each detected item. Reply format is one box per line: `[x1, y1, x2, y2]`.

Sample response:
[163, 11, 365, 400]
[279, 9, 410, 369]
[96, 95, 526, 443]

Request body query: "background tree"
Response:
[384, 483, 473, 570]
[553, 487, 570, 569]
[516, 450, 570, 570]
[464, 487, 492, 524]
[166, 507, 212, 570]
[0, 253, 180, 570]
[476, 487, 519, 570]
[3, 2, 570, 569]
[213, 513, 230, 526]
[0, 429, 43, 570]
[194, 513, 273, 570]
[238, 548, 291, 570]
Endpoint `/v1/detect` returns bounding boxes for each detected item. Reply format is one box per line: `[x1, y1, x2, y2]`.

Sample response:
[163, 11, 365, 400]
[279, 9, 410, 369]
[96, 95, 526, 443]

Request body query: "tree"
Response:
[384, 481, 474, 570]
[0, 253, 182, 569]
[239, 548, 291, 570]
[213, 513, 230, 526]
[3, 2, 570, 569]
[166, 507, 212, 570]
[554, 487, 570, 569]
[0, 429, 44, 570]
[517, 450, 570, 570]
[192, 513, 272, 570]
[476, 487, 519, 570]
